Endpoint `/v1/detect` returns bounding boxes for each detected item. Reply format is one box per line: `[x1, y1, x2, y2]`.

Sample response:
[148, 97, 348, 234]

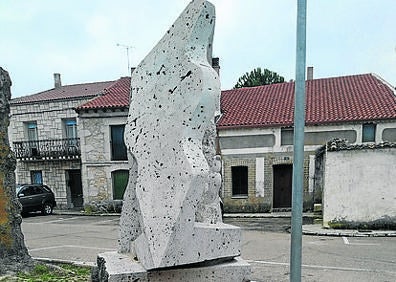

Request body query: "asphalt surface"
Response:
[21, 214, 396, 282]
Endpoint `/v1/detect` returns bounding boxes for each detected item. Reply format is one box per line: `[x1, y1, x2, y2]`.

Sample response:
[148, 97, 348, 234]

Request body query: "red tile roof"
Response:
[27, 73, 394, 127]
[217, 74, 396, 129]
[76, 77, 131, 111]
[11, 80, 115, 104]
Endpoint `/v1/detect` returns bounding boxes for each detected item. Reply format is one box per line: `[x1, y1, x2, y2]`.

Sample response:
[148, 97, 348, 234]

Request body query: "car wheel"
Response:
[42, 203, 53, 215]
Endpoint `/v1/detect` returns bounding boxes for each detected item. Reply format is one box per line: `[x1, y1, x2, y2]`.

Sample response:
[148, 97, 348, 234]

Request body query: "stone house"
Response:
[74, 77, 130, 206]
[9, 74, 116, 208]
[217, 73, 396, 213]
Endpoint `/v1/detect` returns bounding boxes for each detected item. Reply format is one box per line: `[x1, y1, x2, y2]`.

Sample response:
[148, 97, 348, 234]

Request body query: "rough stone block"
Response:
[97, 251, 251, 282]
[134, 222, 242, 269]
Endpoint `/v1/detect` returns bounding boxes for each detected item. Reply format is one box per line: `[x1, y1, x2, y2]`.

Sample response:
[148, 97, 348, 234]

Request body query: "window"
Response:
[362, 123, 376, 143]
[19, 186, 36, 196]
[64, 119, 77, 139]
[231, 166, 248, 197]
[64, 119, 78, 153]
[281, 128, 294, 145]
[26, 122, 39, 155]
[111, 125, 127, 160]
[112, 170, 129, 200]
[26, 122, 38, 141]
[31, 171, 42, 184]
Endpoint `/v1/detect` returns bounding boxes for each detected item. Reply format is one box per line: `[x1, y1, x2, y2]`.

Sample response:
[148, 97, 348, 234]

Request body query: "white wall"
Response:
[322, 148, 396, 227]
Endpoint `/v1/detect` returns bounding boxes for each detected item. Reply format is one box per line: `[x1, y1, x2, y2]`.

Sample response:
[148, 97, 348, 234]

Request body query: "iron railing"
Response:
[13, 138, 80, 160]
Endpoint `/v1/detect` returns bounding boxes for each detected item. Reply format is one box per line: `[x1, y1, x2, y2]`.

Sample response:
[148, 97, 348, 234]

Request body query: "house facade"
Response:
[217, 73, 396, 212]
[9, 74, 115, 208]
[10, 72, 396, 213]
[75, 77, 130, 205]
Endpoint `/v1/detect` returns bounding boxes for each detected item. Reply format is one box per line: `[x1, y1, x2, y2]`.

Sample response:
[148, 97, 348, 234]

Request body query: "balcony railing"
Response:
[13, 138, 81, 161]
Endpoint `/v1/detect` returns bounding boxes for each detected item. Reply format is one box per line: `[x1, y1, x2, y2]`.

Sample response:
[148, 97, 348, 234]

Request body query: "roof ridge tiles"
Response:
[217, 73, 396, 129]
[11, 79, 117, 104]
[76, 76, 131, 111]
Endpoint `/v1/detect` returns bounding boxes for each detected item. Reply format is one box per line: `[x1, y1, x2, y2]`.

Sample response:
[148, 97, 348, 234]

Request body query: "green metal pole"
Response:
[290, 0, 307, 281]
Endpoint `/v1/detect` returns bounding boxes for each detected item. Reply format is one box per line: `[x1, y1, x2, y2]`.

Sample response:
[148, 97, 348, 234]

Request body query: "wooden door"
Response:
[273, 164, 293, 208]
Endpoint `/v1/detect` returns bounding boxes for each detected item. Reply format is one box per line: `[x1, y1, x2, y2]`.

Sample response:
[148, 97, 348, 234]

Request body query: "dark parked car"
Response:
[16, 184, 56, 215]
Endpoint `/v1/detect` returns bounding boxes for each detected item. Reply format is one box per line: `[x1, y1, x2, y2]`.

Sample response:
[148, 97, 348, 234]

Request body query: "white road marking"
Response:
[342, 236, 350, 245]
[27, 216, 81, 224]
[29, 245, 115, 252]
[342, 236, 380, 246]
[25, 216, 119, 225]
[94, 218, 119, 224]
[247, 260, 396, 274]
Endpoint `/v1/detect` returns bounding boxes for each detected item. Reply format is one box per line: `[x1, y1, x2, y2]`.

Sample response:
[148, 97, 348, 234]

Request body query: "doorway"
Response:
[112, 170, 129, 200]
[273, 164, 293, 208]
[66, 169, 83, 208]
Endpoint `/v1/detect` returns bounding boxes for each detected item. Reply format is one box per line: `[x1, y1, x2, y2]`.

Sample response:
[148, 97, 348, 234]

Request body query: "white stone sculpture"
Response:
[118, 0, 243, 271]
[97, 1, 250, 280]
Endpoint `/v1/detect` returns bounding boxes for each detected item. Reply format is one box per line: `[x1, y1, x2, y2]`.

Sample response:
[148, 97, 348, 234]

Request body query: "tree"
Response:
[0, 67, 34, 274]
[234, 67, 285, 89]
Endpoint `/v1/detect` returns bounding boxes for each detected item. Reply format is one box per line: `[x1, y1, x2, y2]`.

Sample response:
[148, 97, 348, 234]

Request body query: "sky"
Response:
[1, 0, 395, 98]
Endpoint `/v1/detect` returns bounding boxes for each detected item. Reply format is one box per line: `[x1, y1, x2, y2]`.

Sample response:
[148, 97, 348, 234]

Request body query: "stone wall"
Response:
[9, 99, 88, 142]
[78, 111, 128, 203]
[321, 141, 396, 229]
[16, 160, 80, 208]
[222, 157, 262, 212]
[9, 98, 91, 208]
[219, 121, 396, 213]
[222, 152, 314, 213]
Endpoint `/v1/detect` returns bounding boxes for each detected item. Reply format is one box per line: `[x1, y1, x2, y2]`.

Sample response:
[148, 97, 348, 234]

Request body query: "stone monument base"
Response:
[97, 251, 251, 282]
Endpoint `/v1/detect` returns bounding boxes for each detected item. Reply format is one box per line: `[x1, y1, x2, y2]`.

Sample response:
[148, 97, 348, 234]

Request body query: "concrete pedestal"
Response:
[97, 251, 251, 282]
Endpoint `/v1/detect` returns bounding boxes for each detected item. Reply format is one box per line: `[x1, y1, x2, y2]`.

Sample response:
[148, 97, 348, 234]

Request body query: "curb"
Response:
[52, 210, 395, 237]
[53, 210, 120, 217]
[223, 213, 315, 219]
[32, 257, 96, 267]
[302, 224, 396, 237]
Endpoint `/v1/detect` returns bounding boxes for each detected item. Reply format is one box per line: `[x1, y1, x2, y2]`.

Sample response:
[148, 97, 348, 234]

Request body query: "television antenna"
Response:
[117, 43, 134, 75]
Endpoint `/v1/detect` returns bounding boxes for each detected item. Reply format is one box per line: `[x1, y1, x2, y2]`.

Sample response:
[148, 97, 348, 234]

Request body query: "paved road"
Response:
[22, 215, 396, 282]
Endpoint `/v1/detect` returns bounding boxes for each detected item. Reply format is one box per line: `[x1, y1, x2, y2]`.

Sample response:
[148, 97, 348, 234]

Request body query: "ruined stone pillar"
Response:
[0, 67, 32, 274]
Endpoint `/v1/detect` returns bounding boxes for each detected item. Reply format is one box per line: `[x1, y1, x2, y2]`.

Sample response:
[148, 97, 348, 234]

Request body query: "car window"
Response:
[16, 184, 29, 194]
[32, 186, 44, 195]
[41, 185, 51, 193]
[20, 186, 35, 196]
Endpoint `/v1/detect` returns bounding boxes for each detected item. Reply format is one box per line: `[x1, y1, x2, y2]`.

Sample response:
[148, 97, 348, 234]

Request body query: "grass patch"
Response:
[0, 263, 91, 282]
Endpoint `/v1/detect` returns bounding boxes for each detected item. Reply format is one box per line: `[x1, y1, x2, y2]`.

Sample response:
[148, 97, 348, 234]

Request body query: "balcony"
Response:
[13, 138, 81, 161]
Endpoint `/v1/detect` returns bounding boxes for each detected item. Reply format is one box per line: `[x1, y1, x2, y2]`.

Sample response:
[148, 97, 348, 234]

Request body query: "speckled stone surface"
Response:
[97, 251, 251, 282]
[117, 0, 244, 271]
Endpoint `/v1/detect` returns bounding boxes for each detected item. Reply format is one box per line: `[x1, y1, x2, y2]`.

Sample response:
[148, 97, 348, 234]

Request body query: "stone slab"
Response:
[97, 251, 251, 282]
[134, 222, 242, 269]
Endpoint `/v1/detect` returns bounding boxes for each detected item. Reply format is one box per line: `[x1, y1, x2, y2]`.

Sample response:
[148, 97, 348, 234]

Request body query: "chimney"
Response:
[307, 66, 313, 80]
[54, 73, 62, 88]
[211, 57, 220, 76]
